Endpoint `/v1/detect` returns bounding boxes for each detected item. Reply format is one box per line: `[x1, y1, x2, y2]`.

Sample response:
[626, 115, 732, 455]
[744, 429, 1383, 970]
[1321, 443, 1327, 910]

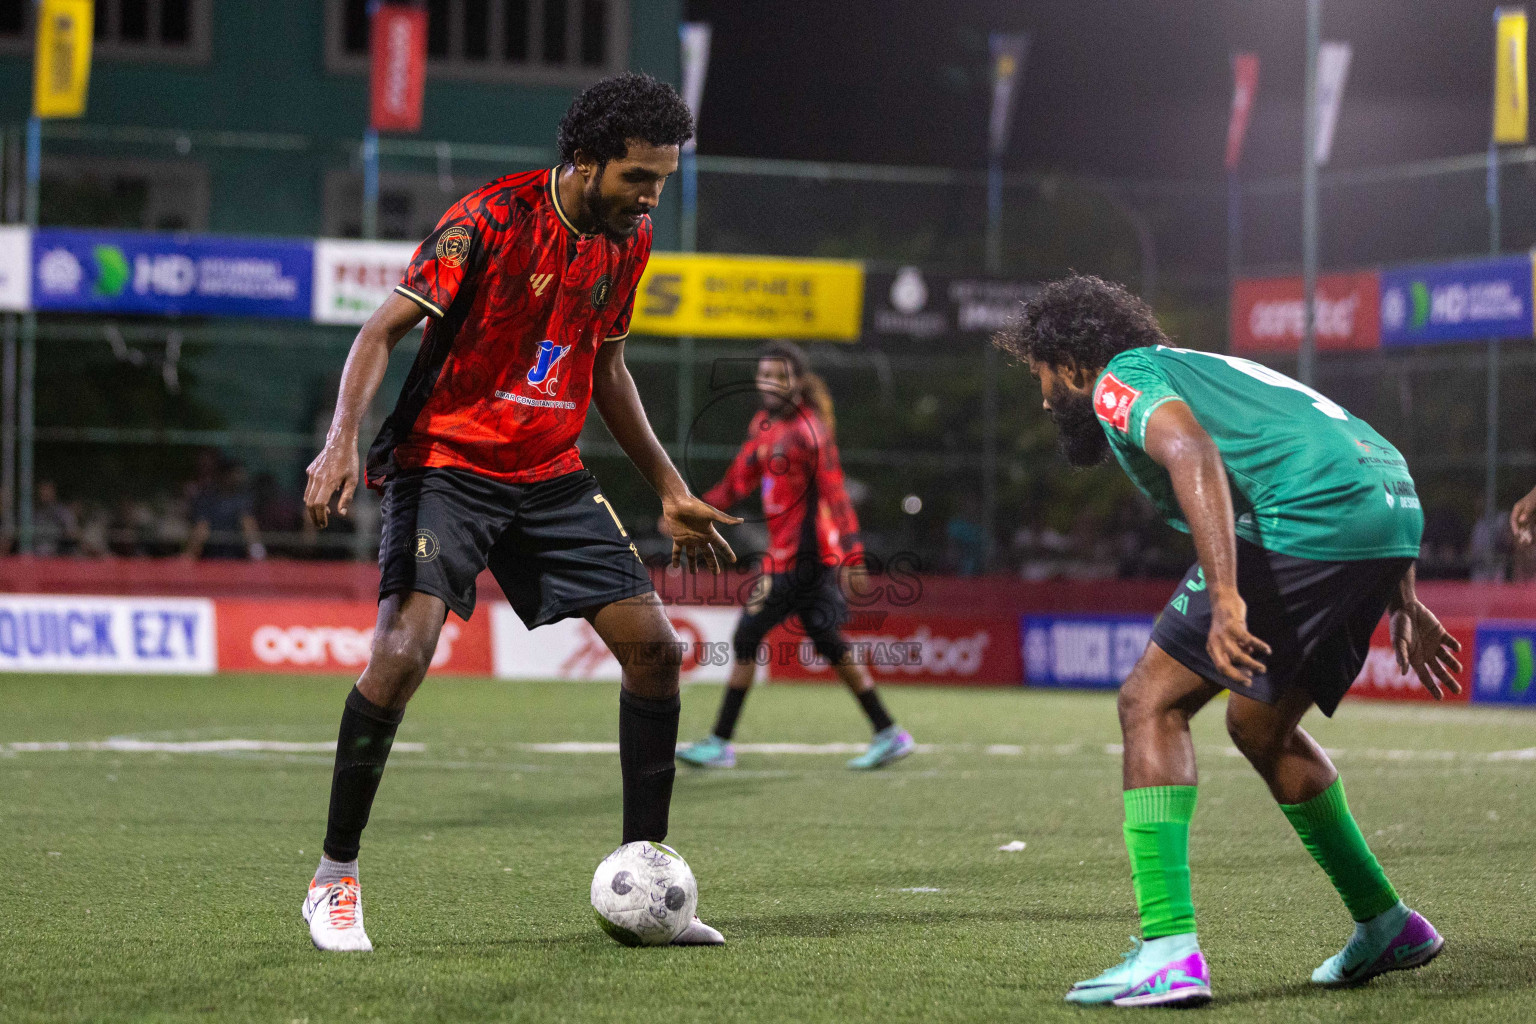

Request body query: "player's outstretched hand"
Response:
[1512, 484, 1536, 548]
[1390, 600, 1463, 700]
[662, 495, 742, 574]
[1206, 591, 1271, 686]
[304, 442, 359, 529]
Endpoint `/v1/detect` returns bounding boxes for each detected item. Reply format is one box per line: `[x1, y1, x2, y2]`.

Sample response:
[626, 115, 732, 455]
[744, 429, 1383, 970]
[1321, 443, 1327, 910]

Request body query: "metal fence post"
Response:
[1, 313, 14, 546]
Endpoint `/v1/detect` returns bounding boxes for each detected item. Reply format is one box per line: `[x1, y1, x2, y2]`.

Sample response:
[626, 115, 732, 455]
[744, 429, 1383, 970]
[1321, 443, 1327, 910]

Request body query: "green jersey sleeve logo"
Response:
[1094, 372, 1141, 432]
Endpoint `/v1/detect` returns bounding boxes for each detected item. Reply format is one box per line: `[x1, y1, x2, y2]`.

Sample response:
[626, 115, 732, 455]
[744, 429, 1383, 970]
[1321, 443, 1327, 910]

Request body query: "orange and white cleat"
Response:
[302, 876, 373, 952]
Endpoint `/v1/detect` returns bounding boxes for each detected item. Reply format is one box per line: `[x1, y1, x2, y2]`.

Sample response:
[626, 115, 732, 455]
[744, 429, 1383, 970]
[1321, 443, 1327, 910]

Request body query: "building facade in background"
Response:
[0, 0, 683, 247]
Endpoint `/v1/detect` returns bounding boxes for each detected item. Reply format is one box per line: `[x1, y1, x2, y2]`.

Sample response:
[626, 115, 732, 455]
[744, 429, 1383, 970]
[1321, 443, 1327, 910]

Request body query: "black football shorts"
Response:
[378, 467, 652, 626]
[1150, 537, 1412, 716]
[732, 561, 850, 665]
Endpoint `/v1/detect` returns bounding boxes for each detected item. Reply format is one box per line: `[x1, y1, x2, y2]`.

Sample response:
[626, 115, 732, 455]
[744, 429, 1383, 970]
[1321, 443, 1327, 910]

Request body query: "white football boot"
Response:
[302, 876, 374, 952]
[672, 915, 725, 945]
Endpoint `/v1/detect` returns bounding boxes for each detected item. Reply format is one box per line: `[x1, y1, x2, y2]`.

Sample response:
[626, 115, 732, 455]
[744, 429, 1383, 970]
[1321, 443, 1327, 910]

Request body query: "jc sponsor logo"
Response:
[526, 339, 570, 397]
[530, 273, 554, 296]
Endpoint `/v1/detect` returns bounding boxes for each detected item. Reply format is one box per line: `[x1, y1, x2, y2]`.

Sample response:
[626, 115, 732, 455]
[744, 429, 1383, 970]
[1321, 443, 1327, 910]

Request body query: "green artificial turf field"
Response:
[2, 674, 1533, 1023]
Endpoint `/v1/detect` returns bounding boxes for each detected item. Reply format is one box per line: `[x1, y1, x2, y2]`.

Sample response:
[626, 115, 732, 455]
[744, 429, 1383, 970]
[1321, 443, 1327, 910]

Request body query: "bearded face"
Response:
[1045, 375, 1111, 468]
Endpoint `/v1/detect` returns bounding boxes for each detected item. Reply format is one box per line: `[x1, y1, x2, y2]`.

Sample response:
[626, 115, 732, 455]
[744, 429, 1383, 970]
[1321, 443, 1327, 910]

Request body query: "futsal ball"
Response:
[590, 841, 698, 946]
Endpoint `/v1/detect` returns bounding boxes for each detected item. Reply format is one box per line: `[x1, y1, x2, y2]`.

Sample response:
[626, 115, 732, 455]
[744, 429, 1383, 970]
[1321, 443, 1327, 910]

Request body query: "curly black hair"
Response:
[557, 72, 695, 167]
[993, 274, 1167, 373]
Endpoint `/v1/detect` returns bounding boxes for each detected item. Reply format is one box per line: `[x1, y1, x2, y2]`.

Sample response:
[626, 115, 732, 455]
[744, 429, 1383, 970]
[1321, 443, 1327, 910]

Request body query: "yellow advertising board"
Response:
[1495, 7, 1529, 145]
[33, 0, 94, 119]
[631, 253, 864, 341]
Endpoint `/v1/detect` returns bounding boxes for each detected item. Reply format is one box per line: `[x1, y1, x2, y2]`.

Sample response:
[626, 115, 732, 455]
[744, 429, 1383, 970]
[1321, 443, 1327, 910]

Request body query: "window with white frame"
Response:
[326, 0, 628, 84]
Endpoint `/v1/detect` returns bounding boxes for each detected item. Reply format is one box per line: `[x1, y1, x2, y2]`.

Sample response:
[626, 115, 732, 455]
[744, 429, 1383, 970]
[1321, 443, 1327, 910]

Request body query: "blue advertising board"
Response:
[1379, 255, 1534, 346]
[31, 228, 313, 319]
[1021, 614, 1155, 689]
[1473, 620, 1536, 705]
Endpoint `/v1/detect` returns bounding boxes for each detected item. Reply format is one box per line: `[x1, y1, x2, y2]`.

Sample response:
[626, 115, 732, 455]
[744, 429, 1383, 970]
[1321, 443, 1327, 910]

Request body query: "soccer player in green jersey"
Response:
[996, 276, 1464, 1007]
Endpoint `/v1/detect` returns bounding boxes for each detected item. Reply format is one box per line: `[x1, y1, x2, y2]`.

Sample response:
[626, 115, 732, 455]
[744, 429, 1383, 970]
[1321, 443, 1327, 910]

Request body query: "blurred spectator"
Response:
[76, 502, 112, 558]
[252, 471, 315, 557]
[149, 489, 192, 556]
[945, 510, 986, 576]
[184, 459, 265, 560]
[32, 480, 79, 556]
[1468, 504, 1510, 582]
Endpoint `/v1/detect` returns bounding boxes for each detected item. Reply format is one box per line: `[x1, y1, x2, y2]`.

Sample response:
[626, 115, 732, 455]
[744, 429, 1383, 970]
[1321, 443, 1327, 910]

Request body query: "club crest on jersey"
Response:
[590, 274, 612, 310]
[435, 225, 471, 267]
[1093, 372, 1141, 432]
[526, 339, 571, 396]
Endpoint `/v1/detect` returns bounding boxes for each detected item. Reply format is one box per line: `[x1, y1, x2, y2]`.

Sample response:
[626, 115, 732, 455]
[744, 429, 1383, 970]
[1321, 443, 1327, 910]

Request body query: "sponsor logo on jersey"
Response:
[1093, 372, 1141, 432]
[590, 274, 613, 310]
[1385, 480, 1421, 509]
[435, 225, 471, 267]
[525, 339, 571, 397]
[530, 272, 555, 296]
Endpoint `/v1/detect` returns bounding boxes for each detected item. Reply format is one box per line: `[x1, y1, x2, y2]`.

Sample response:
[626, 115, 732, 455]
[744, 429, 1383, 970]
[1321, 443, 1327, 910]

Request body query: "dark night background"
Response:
[684, 0, 1499, 178]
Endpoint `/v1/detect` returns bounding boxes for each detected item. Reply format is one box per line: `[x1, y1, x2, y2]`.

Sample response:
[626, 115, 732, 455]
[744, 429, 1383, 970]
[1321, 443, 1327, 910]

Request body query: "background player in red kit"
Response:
[677, 342, 916, 770]
[300, 73, 739, 952]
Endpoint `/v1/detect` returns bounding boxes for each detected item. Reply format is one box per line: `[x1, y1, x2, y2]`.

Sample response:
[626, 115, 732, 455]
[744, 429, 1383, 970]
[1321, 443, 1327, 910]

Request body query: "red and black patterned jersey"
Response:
[366, 167, 649, 488]
[702, 405, 864, 574]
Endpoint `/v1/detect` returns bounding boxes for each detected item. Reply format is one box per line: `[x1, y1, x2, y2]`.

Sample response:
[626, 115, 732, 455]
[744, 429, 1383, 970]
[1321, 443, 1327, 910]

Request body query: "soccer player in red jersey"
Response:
[300, 74, 739, 952]
[676, 342, 915, 771]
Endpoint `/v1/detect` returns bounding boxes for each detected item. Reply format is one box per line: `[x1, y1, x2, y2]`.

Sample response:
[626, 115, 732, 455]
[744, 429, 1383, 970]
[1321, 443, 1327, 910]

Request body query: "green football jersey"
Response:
[1093, 345, 1422, 561]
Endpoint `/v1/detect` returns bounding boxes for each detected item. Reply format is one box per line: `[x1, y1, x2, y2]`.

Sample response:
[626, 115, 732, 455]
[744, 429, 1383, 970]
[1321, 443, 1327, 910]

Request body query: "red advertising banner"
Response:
[1230, 270, 1380, 353]
[1225, 53, 1260, 171]
[369, 4, 428, 133]
[216, 600, 492, 675]
[1347, 617, 1474, 704]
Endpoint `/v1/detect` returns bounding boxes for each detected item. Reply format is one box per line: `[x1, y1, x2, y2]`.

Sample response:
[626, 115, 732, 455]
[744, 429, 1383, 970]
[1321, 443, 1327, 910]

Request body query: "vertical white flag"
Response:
[1314, 40, 1351, 165]
[679, 23, 712, 153]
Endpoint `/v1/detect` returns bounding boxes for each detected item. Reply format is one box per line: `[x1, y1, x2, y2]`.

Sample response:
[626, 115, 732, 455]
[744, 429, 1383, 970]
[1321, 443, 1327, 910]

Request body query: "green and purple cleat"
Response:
[1311, 902, 1443, 987]
[1065, 934, 1212, 1008]
[677, 735, 736, 769]
[847, 726, 915, 770]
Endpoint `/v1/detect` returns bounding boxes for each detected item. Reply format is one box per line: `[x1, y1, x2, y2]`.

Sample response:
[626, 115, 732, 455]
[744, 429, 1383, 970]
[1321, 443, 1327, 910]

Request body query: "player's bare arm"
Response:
[1512, 482, 1536, 547]
[1141, 398, 1271, 685]
[1384, 564, 1463, 699]
[590, 338, 741, 572]
[304, 292, 426, 528]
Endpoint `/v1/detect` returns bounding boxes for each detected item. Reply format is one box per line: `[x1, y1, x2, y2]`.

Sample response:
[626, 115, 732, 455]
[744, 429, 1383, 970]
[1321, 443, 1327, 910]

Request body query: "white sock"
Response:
[314, 854, 358, 886]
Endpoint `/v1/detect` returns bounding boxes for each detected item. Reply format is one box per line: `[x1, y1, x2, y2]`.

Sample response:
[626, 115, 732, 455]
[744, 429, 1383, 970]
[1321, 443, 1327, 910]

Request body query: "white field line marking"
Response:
[2, 739, 425, 754]
[510, 741, 1530, 763]
[3, 737, 1531, 764]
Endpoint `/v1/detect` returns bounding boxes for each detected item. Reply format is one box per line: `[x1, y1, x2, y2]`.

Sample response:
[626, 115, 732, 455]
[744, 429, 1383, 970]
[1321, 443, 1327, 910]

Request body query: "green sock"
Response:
[1123, 786, 1198, 939]
[1280, 777, 1399, 922]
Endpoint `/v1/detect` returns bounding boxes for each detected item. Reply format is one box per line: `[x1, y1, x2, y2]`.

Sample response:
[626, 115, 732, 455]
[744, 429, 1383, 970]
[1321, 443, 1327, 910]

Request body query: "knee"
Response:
[1116, 676, 1161, 735]
[620, 639, 684, 699]
[1226, 708, 1283, 765]
[732, 624, 766, 664]
[367, 624, 437, 695]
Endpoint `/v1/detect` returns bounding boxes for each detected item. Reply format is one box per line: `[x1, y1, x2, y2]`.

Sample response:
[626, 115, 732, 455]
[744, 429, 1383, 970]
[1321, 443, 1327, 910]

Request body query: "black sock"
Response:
[855, 688, 895, 733]
[322, 686, 404, 862]
[619, 689, 680, 844]
[713, 685, 749, 740]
